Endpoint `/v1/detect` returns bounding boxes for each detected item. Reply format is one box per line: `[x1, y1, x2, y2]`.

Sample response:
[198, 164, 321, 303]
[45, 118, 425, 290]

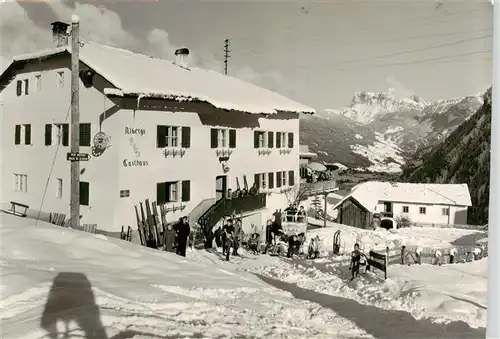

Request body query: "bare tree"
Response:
[285, 183, 310, 206]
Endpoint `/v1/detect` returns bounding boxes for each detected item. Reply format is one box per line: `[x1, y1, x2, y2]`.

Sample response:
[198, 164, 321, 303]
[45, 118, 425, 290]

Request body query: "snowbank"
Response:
[0, 213, 371, 339]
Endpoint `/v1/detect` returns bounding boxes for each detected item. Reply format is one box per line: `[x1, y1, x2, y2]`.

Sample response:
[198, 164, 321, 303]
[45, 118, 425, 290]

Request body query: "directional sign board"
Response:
[67, 152, 91, 162]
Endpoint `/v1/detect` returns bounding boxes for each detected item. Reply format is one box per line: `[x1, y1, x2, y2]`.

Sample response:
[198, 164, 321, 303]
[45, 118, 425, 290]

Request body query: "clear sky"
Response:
[0, 0, 493, 110]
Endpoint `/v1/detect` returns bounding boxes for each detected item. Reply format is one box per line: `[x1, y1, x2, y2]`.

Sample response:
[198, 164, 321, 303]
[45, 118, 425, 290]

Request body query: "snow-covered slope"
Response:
[301, 88, 484, 173]
[0, 214, 372, 339]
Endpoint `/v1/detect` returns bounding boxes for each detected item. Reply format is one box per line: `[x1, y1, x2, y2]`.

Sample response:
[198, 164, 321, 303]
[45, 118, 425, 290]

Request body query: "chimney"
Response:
[50, 21, 70, 47]
[174, 48, 190, 68]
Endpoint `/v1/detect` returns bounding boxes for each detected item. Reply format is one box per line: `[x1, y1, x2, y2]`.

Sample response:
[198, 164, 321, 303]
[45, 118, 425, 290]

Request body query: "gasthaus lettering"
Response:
[125, 127, 146, 136]
[123, 159, 149, 167]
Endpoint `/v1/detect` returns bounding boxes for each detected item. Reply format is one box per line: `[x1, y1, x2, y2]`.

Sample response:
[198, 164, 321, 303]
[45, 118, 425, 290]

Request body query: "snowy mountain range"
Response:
[300, 88, 484, 173]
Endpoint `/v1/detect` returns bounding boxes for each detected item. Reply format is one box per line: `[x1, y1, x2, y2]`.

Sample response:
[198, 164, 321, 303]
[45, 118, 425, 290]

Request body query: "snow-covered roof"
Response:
[333, 181, 472, 212]
[5, 42, 315, 115]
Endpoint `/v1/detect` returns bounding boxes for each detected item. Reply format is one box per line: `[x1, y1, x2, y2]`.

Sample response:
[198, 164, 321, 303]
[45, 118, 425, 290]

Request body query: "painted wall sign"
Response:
[128, 136, 141, 158]
[125, 127, 146, 136]
[123, 159, 149, 167]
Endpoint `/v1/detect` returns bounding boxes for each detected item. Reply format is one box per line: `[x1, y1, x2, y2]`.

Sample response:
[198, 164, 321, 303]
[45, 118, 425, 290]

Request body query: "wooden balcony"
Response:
[306, 179, 338, 194]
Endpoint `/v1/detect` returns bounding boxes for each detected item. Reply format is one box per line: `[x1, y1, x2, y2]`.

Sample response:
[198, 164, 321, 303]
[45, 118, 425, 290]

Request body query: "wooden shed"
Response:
[336, 196, 373, 229]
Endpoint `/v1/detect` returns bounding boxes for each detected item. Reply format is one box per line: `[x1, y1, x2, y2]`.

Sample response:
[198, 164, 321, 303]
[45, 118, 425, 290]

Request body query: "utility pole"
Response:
[224, 38, 230, 75]
[70, 14, 81, 230]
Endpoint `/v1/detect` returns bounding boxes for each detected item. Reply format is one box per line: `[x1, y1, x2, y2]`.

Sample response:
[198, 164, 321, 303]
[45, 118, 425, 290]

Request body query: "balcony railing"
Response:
[306, 179, 337, 194]
[198, 193, 267, 233]
[380, 212, 394, 218]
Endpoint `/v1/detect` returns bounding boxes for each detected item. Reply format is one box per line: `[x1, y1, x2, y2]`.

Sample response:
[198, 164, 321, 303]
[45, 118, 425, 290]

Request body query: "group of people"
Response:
[226, 183, 260, 200]
[214, 216, 244, 261]
[162, 216, 191, 257]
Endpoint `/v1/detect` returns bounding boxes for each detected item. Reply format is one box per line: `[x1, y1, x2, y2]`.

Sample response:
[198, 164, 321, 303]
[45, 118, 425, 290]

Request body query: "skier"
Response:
[173, 216, 190, 257]
[349, 243, 362, 281]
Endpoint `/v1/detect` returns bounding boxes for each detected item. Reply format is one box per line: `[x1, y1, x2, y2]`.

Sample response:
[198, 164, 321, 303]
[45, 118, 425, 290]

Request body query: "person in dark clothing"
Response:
[214, 226, 222, 248]
[221, 219, 232, 255]
[349, 243, 362, 281]
[287, 235, 298, 258]
[163, 223, 176, 252]
[233, 218, 242, 256]
[173, 216, 190, 257]
[249, 183, 258, 195]
[264, 220, 273, 254]
[222, 220, 235, 261]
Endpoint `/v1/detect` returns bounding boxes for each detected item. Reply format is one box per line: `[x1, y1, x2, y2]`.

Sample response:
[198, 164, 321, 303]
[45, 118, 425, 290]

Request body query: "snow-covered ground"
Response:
[0, 213, 373, 339]
[1, 213, 487, 338]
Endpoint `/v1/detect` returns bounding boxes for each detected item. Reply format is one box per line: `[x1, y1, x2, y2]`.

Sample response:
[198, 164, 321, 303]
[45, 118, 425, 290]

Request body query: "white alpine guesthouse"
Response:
[0, 21, 315, 234]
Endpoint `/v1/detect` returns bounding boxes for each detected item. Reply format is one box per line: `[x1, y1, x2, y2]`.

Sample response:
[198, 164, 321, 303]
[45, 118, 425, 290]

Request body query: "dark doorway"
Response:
[380, 218, 394, 230]
[383, 202, 392, 213]
[215, 175, 227, 201]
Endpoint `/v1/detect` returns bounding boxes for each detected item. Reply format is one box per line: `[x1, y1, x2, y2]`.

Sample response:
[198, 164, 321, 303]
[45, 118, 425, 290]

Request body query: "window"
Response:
[56, 178, 63, 199]
[402, 206, 409, 213]
[280, 171, 287, 186]
[80, 181, 90, 206]
[442, 207, 450, 216]
[13, 174, 28, 192]
[14, 124, 31, 145]
[35, 75, 42, 91]
[156, 125, 189, 148]
[419, 207, 426, 215]
[46, 123, 69, 146]
[276, 132, 287, 148]
[253, 173, 266, 190]
[56, 71, 65, 88]
[218, 129, 227, 148]
[157, 181, 190, 204]
[211, 128, 236, 148]
[80, 123, 91, 147]
[253, 131, 267, 149]
[16, 79, 29, 96]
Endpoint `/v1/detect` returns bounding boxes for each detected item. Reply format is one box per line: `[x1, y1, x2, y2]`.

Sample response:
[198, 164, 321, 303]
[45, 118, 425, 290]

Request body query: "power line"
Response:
[35, 97, 74, 226]
[342, 34, 493, 64]
[336, 49, 492, 72]
[224, 38, 231, 75]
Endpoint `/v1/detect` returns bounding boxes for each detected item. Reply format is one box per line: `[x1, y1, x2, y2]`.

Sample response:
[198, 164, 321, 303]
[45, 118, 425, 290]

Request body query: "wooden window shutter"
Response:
[229, 129, 236, 148]
[24, 124, 31, 145]
[268, 172, 274, 189]
[79, 181, 90, 206]
[157, 125, 167, 148]
[253, 131, 259, 148]
[276, 132, 281, 148]
[16, 81, 22, 96]
[276, 172, 282, 188]
[288, 170, 295, 186]
[181, 180, 191, 202]
[45, 124, 52, 145]
[210, 128, 218, 148]
[62, 124, 69, 146]
[24, 79, 29, 95]
[156, 182, 167, 204]
[254, 173, 260, 188]
[79, 123, 91, 146]
[181, 126, 191, 148]
[288, 132, 294, 148]
[268, 132, 274, 148]
[15, 125, 21, 145]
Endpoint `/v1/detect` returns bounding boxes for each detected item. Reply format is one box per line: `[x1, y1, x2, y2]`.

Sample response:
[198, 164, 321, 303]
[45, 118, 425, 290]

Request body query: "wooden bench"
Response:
[49, 212, 67, 226]
[4, 201, 29, 217]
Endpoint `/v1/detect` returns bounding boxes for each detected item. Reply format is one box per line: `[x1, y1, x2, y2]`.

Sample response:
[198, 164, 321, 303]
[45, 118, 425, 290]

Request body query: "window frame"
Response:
[281, 171, 287, 186]
[419, 207, 427, 215]
[56, 178, 63, 199]
[402, 205, 409, 213]
[35, 74, 42, 92]
[56, 71, 65, 88]
[13, 173, 28, 192]
[442, 207, 450, 216]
